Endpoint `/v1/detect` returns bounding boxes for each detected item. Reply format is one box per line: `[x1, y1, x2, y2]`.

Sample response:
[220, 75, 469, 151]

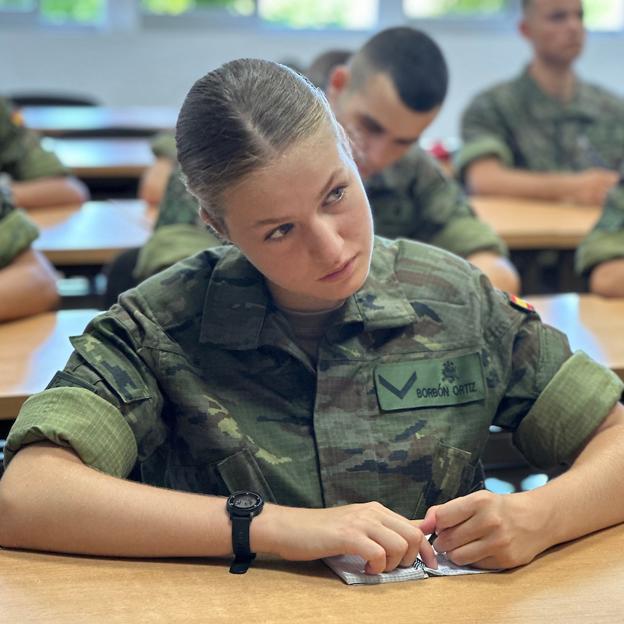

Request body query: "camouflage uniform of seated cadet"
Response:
[455, 68, 624, 182]
[5, 237, 622, 519]
[135, 132, 507, 281]
[0, 98, 69, 183]
[0, 186, 39, 269]
[576, 170, 624, 275]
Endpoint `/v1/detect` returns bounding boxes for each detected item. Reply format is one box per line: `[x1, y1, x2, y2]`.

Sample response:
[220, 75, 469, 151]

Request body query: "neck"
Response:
[528, 58, 576, 103]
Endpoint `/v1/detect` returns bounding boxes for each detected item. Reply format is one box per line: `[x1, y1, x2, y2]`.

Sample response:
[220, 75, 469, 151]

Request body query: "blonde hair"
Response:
[176, 58, 345, 230]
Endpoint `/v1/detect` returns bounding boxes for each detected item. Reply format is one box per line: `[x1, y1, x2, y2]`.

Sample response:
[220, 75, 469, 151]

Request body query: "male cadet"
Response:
[575, 169, 624, 297]
[455, 0, 624, 206]
[0, 186, 59, 321]
[133, 28, 520, 294]
[0, 98, 89, 208]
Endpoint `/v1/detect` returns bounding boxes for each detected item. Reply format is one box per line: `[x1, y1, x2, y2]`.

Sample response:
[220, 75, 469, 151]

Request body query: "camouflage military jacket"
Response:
[0, 98, 67, 181]
[136, 148, 506, 280]
[7, 237, 621, 518]
[456, 68, 624, 180]
[0, 190, 39, 268]
[576, 171, 624, 274]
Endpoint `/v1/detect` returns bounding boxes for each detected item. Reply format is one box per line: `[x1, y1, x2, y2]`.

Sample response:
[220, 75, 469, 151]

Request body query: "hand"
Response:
[419, 490, 550, 570]
[564, 168, 619, 206]
[253, 501, 437, 574]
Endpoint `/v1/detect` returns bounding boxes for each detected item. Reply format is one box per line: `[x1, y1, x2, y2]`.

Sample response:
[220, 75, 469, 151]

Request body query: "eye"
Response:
[325, 186, 346, 205]
[265, 223, 293, 241]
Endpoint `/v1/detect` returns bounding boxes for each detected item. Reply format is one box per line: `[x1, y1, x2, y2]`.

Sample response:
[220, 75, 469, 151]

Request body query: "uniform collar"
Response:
[199, 238, 417, 349]
[518, 66, 599, 122]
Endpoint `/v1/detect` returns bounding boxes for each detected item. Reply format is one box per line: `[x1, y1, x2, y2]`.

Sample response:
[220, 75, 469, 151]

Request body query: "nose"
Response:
[361, 135, 392, 174]
[307, 215, 344, 269]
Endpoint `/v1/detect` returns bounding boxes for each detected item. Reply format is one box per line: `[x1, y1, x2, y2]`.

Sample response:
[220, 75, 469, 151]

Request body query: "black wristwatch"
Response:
[226, 490, 264, 574]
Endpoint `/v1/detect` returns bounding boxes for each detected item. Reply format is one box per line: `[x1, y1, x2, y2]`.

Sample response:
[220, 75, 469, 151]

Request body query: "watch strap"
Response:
[229, 552, 256, 575]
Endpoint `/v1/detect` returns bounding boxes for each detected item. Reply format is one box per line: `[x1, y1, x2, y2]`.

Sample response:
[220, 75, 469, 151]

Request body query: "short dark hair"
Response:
[349, 27, 448, 112]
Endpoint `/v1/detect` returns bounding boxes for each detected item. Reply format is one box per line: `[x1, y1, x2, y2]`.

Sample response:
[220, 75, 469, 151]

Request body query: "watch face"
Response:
[233, 493, 260, 510]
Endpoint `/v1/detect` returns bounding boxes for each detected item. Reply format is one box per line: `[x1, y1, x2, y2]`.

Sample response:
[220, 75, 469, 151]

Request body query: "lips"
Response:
[320, 255, 357, 281]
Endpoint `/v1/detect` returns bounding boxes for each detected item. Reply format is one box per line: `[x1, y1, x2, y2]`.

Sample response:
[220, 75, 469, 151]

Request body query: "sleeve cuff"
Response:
[575, 230, 624, 274]
[0, 208, 39, 267]
[513, 351, 624, 469]
[454, 136, 514, 182]
[4, 387, 138, 478]
[429, 215, 508, 258]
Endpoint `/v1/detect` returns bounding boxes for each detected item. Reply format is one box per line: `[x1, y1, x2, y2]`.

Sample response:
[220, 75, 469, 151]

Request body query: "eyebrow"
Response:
[251, 168, 344, 228]
[360, 113, 421, 146]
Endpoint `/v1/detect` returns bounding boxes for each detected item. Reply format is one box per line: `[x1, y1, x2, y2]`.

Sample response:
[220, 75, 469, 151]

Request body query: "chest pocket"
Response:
[371, 352, 485, 518]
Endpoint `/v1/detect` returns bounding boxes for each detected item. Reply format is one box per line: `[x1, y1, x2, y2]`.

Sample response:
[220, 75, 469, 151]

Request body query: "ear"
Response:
[326, 65, 350, 103]
[518, 18, 530, 41]
[199, 208, 229, 241]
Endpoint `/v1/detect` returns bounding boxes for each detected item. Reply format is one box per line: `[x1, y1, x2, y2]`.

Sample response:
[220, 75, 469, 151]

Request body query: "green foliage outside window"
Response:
[404, 0, 506, 18]
[39, 0, 104, 24]
[141, 0, 254, 16]
[0, 0, 34, 9]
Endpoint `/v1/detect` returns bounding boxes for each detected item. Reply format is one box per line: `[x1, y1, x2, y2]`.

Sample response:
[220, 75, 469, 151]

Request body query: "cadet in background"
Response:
[0, 98, 89, 208]
[456, 0, 623, 206]
[0, 188, 58, 321]
[134, 28, 519, 294]
[576, 169, 624, 296]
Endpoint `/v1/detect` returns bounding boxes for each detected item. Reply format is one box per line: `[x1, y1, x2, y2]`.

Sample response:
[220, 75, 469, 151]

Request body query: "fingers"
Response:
[344, 504, 435, 574]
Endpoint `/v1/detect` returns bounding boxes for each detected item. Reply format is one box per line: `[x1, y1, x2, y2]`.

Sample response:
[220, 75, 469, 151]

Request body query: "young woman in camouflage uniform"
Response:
[1, 60, 623, 575]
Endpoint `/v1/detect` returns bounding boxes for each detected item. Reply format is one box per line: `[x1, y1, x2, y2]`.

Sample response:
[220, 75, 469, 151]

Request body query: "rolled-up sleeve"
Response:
[0, 207, 39, 267]
[482, 281, 623, 469]
[5, 387, 138, 477]
[514, 351, 623, 468]
[3, 294, 168, 476]
[455, 92, 514, 182]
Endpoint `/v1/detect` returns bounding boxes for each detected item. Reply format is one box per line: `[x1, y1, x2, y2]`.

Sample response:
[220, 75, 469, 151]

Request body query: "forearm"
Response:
[589, 259, 624, 297]
[529, 402, 624, 548]
[467, 160, 577, 201]
[0, 250, 59, 321]
[0, 442, 436, 572]
[466, 251, 520, 293]
[0, 443, 233, 557]
[12, 177, 89, 208]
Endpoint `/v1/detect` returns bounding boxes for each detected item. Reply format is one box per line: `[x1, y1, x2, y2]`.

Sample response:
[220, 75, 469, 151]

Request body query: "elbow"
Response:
[0, 471, 28, 549]
[68, 177, 90, 204]
[589, 262, 624, 298]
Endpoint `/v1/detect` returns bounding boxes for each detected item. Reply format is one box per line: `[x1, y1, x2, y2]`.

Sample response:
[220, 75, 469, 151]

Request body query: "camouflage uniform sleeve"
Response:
[455, 90, 515, 182]
[150, 132, 177, 161]
[410, 150, 507, 257]
[0, 98, 67, 180]
[575, 176, 624, 274]
[0, 193, 39, 267]
[134, 167, 221, 280]
[4, 294, 166, 477]
[480, 279, 623, 469]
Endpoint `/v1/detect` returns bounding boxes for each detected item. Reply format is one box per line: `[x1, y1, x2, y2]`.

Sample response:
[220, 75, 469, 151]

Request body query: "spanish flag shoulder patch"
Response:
[508, 294, 535, 313]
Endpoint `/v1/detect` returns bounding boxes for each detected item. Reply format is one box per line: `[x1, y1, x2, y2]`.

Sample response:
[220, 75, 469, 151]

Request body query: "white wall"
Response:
[2, 25, 623, 140]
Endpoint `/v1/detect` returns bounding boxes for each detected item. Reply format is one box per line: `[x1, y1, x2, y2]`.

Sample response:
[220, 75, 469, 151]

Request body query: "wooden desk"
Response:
[30, 200, 153, 266]
[1, 524, 623, 623]
[0, 310, 97, 420]
[21, 105, 177, 137]
[531, 293, 624, 380]
[472, 196, 601, 250]
[41, 137, 154, 179]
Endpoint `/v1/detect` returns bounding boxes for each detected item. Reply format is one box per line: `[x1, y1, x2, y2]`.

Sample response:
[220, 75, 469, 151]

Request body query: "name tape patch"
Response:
[374, 352, 485, 411]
